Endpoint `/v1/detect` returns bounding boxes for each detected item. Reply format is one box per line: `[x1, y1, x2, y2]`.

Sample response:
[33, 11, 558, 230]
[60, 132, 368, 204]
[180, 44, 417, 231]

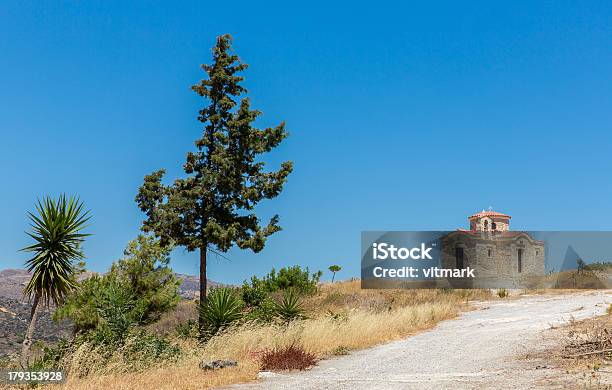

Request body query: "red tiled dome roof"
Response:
[468, 210, 511, 220]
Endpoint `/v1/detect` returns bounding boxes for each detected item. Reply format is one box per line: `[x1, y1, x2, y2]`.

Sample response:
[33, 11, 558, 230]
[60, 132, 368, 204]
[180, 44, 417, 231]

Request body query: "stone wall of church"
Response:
[441, 233, 545, 278]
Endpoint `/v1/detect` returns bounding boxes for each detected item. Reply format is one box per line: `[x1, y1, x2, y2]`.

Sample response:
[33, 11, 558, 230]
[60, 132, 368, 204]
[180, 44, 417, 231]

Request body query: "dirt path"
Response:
[232, 291, 611, 390]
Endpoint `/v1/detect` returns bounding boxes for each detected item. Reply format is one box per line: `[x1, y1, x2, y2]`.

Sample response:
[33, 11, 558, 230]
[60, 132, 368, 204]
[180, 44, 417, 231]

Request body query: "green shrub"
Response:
[274, 289, 305, 322]
[95, 278, 145, 343]
[200, 287, 244, 336]
[122, 329, 181, 367]
[29, 339, 70, 371]
[242, 265, 322, 307]
[110, 234, 181, 322]
[241, 278, 269, 307]
[55, 235, 180, 336]
[585, 262, 612, 271]
[244, 296, 277, 323]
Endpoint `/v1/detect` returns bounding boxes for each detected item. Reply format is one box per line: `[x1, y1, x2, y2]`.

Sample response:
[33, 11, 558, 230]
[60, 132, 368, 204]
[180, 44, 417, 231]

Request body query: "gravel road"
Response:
[232, 291, 611, 390]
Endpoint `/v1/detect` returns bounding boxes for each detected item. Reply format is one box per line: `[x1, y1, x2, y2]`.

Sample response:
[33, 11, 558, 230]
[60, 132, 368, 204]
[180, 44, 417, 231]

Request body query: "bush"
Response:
[29, 339, 71, 371]
[55, 235, 180, 335]
[260, 344, 317, 371]
[242, 266, 322, 307]
[110, 234, 181, 322]
[94, 278, 145, 344]
[43, 235, 182, 375]
[585, 262, 612, 271]
[241, 278, 269, 307]
[497, 288, 508, 298]
[274, 289, 305, 322]
[121, 330, 181, 367]
[200, 288, 244, 337]
[244, 296, 277, 323]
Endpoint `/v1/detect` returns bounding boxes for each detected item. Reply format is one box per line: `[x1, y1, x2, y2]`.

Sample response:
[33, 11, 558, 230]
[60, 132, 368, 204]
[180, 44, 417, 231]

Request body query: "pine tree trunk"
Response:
[20, 293, 40, 369]
[198, 246, 208, 337]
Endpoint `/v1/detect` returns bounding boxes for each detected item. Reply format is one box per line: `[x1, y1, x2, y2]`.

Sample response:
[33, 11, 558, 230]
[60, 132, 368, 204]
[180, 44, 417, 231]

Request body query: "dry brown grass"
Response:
[146, 300, 198, 335]
[555, 314, 612, 370]
[42, 281, 494, 390]
[523, 312, 612, 389]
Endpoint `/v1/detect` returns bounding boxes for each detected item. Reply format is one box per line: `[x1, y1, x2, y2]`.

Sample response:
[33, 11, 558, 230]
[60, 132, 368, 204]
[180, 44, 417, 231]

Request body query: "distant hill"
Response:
[174, 273, 221, 299]
[0, 269, 221, 301]
[0, 271, 72, 358]
[0, 295, 72, 358]
[0, 269, 31, 300]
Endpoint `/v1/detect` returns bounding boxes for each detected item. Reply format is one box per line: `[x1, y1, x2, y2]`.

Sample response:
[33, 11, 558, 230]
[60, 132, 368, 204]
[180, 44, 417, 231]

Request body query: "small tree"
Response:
[20, 195, 90, 367]
[56, 235, 181, 333]
[328, 265, 341, 282]
[136, 34, 292, 336]
[576, 258, 586, 274]
[111, 234, 181, 321]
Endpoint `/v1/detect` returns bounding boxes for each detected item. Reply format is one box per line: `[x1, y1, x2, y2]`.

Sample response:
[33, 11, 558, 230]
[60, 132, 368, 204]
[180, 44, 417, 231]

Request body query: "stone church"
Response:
[441, 210, 545, 286]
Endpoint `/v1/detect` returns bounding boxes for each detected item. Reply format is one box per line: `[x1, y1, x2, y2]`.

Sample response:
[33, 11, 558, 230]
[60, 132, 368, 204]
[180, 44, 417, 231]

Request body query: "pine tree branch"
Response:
[207, 246, 232, 262]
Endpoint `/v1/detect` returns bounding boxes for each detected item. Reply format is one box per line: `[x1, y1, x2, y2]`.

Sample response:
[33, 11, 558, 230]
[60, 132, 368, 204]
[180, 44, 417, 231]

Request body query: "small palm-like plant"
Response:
[275, 289, 304, 322]
[20, 195, 90, 368]
[328, 265, 341, 282]
[199, 288, 243, 337]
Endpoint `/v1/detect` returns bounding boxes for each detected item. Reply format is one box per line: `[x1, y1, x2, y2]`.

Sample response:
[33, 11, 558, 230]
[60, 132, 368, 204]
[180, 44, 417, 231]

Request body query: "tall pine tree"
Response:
[136, 34, 293, 334]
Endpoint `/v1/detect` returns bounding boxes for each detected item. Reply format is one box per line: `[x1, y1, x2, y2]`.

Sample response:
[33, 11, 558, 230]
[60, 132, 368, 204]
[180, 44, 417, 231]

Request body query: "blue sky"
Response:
[1, 1, 611, 284]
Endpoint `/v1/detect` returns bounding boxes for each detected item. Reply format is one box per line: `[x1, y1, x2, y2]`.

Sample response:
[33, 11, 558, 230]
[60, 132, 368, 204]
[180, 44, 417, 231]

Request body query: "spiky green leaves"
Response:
[22, 195, 91, 306]
[199, 287, 243, 336]
[274, 289, 305, 322]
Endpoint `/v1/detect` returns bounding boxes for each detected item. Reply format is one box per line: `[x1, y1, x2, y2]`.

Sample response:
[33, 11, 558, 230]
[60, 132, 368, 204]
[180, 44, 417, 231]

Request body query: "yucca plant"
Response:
[20, 195, 90, 368]
[199, 287, 243, 337]
[274, 289, 304, 322]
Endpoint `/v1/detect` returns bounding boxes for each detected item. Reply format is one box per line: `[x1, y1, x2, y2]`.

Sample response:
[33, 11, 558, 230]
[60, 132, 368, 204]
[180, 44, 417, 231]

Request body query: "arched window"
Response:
[492, 222, 496, 230]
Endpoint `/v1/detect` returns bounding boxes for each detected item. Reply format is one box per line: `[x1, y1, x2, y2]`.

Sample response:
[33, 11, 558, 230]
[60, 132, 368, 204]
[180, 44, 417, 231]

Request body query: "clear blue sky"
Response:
[1, 1, 611, 284]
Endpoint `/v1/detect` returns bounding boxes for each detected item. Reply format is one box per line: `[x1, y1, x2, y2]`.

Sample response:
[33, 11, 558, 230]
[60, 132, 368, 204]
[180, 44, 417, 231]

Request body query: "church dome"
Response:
[468, 210, 511, 220]
[468, 209, 511, 232]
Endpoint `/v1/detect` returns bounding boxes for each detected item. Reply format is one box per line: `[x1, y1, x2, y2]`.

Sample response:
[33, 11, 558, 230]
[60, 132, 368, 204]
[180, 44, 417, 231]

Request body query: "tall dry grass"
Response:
[44, 281, 492, 390]
[204, 301, 457, 358]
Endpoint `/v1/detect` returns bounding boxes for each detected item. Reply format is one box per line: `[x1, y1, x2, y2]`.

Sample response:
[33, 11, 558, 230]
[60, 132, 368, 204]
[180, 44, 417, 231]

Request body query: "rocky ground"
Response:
[0, 296, 72, 359]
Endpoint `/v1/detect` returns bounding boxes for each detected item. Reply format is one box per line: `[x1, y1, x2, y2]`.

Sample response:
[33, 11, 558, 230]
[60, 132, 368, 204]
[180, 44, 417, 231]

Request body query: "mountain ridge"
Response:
[0, 269, 220, 301]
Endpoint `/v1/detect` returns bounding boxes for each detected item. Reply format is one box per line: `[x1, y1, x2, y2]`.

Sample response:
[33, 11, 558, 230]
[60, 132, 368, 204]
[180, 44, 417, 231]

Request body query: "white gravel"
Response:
[230, 291, 611, 390]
